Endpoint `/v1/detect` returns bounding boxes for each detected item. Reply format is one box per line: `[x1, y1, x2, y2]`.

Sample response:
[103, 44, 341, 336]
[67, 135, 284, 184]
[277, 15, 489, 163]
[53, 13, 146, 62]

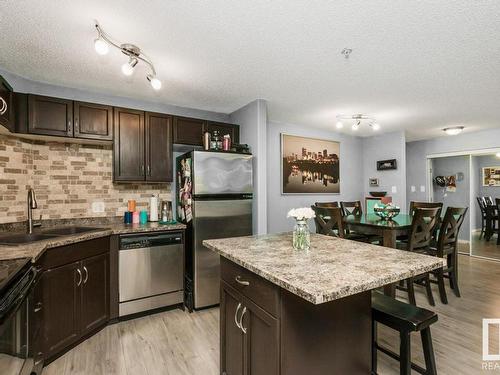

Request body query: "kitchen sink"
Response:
[42, 226, 105, 236]
[0, 233, 59, 245]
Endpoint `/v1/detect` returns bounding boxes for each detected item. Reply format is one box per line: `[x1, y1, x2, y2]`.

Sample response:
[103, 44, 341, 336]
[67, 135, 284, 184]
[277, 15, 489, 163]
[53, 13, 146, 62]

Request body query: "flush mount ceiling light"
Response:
[336, 114, 380, 131]
[443, 126, 464, 136]
[94, 22, 162, 90]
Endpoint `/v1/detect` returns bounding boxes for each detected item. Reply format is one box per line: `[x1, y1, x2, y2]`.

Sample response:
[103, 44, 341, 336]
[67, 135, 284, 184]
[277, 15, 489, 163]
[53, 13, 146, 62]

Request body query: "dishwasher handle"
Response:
[120, 232, 183, 250]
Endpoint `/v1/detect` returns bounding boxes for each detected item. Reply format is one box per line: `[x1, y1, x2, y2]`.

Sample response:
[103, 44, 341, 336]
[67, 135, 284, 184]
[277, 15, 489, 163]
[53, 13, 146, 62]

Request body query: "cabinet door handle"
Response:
[34, 302, 43, 313]
[67, 120, 72, 135]
[147, 165, 151, 176]
[234, 302, 242, 329]
[83, 266, 89, 284]
[235, 275, 250, 286]
[239, 306, 247, 334]
[76, 268, 82, 286]
[141, 165, 145, 174]
[0, 97, 7, 115]
[74, 119, 79, 134]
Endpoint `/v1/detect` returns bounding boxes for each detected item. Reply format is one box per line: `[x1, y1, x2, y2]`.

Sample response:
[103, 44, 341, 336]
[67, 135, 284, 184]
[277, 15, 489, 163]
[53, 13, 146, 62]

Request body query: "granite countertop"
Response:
[203, 233, 445, 305]
[0, 219, 186, 262]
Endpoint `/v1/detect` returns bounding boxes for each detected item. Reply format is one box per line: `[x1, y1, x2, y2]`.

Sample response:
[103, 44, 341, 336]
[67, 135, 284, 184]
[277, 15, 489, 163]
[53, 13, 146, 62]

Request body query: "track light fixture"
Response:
[335, 114, 380, 131]
[94, 22, 162, 90]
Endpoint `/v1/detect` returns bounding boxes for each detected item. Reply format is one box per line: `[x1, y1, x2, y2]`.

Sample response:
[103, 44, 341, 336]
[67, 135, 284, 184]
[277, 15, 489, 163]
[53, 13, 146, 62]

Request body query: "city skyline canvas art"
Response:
[281, 134, 340, 194]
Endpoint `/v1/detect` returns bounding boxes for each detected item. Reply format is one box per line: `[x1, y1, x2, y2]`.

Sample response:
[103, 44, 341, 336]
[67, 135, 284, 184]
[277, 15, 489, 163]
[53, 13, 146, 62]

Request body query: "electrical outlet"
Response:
[420, 185, 426, 193]
[391, 186, 397, 193]
[411, 185, 416, 193]
[92, 201, 105, 213]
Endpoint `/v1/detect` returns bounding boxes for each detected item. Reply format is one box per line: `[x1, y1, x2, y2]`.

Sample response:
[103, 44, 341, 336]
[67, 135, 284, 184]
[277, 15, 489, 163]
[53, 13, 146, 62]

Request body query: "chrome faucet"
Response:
[27, 188, 41, 234]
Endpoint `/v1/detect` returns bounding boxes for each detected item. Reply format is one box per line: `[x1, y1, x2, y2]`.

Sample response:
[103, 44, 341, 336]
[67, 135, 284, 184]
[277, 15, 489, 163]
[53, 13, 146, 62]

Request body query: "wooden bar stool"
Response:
[372, 292, 438, 375]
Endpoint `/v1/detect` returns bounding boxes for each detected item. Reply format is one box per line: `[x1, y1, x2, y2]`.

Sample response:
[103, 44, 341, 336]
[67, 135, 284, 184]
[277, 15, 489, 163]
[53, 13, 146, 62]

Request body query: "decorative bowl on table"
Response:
[374, 203, 400, 219]
[369, 191, 387, 197]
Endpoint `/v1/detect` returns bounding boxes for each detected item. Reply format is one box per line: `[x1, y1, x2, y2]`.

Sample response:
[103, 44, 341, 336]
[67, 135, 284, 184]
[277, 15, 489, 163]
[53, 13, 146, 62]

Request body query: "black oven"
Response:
[0, 258, 42, 375]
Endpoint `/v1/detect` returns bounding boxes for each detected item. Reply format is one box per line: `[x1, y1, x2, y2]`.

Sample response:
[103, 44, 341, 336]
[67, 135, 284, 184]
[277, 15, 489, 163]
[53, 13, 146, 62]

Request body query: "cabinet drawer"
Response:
[38, 236, 110, 270]
[221, 257, 279, 316]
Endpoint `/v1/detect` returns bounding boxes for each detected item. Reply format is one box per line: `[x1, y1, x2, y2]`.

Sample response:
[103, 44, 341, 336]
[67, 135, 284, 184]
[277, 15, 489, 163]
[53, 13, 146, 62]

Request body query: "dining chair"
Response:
[477, 197, 488, 239]
[311, 206, 345, 238]
[314, 201, 339, 208]
[403, 201, 443, 242]
[408, 201, 443, 217]
[426, 207, 467, 303]
[340, 201, 363, 216]
[397, 207, 441, 306]
[484, 196, 494, 206]
[496, 199, 500, 245]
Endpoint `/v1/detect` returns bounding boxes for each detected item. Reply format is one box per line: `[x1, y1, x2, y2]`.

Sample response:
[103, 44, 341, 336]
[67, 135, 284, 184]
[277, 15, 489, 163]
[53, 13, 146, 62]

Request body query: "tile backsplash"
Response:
[0, 134, 171, 224]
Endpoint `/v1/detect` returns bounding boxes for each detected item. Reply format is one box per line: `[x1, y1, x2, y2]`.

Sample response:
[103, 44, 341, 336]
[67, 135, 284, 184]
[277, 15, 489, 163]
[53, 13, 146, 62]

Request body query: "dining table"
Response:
[344, 213, 413, 248]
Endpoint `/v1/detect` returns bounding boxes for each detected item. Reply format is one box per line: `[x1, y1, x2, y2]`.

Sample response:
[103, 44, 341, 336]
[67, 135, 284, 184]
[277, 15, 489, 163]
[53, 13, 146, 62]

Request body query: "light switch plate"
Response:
[92, 201, 105, 213]
[391, 186, 397, 193]
[411, 185, 416, 192]
[420, 185, 426, 193]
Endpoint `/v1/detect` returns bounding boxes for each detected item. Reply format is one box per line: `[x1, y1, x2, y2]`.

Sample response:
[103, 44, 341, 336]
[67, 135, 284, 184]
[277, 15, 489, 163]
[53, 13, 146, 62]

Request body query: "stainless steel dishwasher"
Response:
[119, 231, 184, 317]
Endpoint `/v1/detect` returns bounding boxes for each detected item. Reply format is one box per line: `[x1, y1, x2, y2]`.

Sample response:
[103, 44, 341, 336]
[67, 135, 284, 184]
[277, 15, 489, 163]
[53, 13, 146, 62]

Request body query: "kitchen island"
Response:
[204, 232, 445, 375]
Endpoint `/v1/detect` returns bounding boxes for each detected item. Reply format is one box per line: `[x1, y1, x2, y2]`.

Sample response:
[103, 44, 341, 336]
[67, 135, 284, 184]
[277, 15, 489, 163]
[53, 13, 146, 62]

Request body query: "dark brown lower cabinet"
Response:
[220, 257, 371, 375]
[221, 281, 279, 375]
[38, 238, 110, 363]
[42, 261, 81, 359]
[80, 253, 109, 334]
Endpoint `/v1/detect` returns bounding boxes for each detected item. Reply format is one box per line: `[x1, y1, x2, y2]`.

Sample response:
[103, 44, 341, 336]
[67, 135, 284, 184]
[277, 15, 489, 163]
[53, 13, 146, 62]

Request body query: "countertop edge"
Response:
[0, 223, 187, 262]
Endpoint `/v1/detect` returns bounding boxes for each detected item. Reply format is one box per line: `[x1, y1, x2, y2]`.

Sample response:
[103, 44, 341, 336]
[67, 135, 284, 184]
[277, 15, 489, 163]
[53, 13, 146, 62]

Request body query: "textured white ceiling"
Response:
[1, 1, 499, 141]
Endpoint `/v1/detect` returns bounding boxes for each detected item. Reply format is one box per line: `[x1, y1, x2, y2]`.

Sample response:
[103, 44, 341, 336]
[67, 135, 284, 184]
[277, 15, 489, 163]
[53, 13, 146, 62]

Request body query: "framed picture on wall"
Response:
[281, 133, 340, 194]
[482, 166, 500, 187]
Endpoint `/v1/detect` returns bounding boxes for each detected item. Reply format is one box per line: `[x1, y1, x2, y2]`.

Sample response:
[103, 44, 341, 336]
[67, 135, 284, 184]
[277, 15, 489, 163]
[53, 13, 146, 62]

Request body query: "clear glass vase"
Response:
[293, 220, 310, 251]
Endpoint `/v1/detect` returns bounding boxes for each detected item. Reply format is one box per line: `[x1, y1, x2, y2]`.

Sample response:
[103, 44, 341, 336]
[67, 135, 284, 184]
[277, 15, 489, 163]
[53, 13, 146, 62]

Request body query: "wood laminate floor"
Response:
[45, 255, 500, 375]
[470, 232, 500, 260]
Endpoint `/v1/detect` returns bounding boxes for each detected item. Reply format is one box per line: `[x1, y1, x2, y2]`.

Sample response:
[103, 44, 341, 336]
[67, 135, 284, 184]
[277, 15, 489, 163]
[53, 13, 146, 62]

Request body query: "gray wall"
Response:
[266, 121, 364, 234]
[431, 156, 470, 240]
[0, 68, 229, 122]
[406, 128, 500, 206]
[362, 131, 407, 210]
[230, 100, 268, 234]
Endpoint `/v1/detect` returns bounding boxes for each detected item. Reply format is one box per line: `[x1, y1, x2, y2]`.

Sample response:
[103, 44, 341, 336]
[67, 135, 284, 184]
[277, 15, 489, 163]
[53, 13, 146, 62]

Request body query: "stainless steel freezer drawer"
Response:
[192, 199, 252, 308]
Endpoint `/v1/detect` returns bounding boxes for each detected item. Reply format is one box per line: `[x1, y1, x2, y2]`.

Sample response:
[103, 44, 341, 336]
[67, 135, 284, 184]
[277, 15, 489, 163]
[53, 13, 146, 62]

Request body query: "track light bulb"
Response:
[147, 75, 162, 90]
[352, 123, 359, 131]
[336, 121, 343, 129]
[372, 123, 380, 131]
[122, 58, 138, 76]
[94, 38, 109, 55]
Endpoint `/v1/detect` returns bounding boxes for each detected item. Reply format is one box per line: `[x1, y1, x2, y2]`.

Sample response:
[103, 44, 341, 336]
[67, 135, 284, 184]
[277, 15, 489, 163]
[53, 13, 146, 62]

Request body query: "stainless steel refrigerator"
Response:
[176, 150, 253, 310]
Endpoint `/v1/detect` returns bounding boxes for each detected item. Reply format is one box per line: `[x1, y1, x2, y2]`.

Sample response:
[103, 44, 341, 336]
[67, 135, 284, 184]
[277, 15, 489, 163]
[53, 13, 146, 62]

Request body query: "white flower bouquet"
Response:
[287, 207, 316, 221]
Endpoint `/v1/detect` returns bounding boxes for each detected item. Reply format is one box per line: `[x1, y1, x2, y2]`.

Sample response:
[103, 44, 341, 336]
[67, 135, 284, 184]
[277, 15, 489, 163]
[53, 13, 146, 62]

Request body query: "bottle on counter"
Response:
[222, 134, 231, 151]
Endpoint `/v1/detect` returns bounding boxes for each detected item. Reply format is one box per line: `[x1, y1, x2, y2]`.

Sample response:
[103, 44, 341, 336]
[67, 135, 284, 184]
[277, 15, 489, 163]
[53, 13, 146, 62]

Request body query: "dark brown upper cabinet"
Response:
[113, 107, 145, 182]
[146, 112, 173, 182]
[114, 109, 173, 183]
[28, 94, 73, 137]
[206, 121, 240, 143]
[74, 101, 113, 140]
[0, 75, 14, 132]
[173, 116, 206, 146]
